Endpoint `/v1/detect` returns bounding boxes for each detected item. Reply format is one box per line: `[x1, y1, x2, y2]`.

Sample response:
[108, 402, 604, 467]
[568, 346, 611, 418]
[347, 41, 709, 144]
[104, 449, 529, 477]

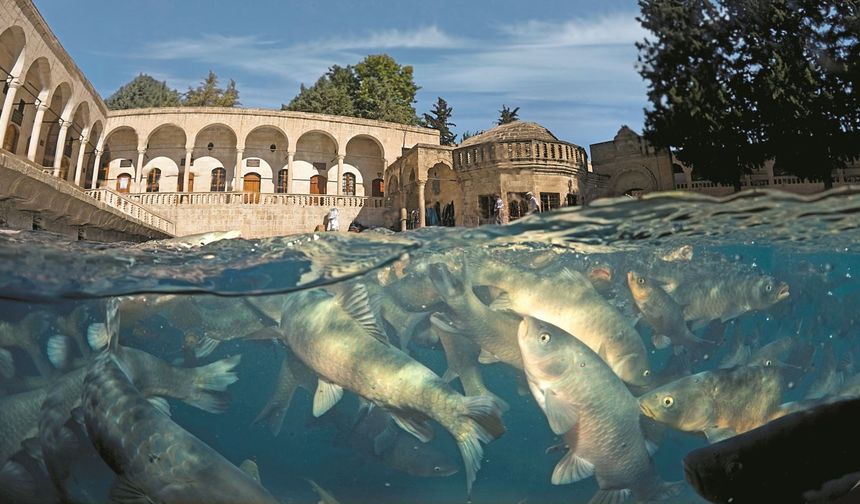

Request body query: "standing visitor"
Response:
[526, 192, 541, 214]
[326, 207, 340, 231]
[494, 194, 505, 225]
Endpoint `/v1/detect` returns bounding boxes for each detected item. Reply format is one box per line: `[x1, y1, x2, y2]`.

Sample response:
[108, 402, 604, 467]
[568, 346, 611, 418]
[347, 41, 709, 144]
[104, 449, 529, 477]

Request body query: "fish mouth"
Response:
[777, 283, 790, 301]
[639, 400, 655, 418]
[590, 267, 612, 282]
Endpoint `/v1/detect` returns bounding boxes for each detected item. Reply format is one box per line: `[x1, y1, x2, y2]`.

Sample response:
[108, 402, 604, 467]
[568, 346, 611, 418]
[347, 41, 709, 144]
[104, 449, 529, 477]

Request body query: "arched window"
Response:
[342, 173, 356, 196]
[210, 167, 226, 192]
[371, 178, 384, 197]
[146, 168, 161, 193]
[276, 169, 288, 193]
[116, 173, 132, 193]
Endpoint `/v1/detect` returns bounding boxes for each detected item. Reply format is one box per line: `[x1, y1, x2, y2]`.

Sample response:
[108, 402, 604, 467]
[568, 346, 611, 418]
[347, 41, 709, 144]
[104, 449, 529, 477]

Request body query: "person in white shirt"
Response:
[326, 207, 340, 231]
[526, 192, 541, 214]
[494, 195, 505, 224]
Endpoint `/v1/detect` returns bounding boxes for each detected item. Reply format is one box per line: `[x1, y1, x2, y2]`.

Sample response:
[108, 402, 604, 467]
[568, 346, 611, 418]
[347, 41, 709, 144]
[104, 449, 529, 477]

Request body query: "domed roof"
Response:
[458, 121, 560, 147]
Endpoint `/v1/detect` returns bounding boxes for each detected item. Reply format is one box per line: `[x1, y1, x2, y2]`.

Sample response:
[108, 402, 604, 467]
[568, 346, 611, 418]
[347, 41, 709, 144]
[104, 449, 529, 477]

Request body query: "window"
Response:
[540, 192, 560, 212]
[210, 167, 226, 192]
[146, 168, 161, 193]
[507, 192, 529, 221]
[478, 195, 494, 221]
[342, 173, 356, 196]
[566, 193, 578, 206]
[116, 174, 131, 193]
[276, 169, 288, 193]
[120, 159, 132, 168]
[372, 178, 384, 197]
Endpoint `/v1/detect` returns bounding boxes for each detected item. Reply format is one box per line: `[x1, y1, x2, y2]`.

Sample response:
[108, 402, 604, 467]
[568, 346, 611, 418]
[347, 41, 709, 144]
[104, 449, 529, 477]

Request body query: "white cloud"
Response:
[497, 12, 646, 48]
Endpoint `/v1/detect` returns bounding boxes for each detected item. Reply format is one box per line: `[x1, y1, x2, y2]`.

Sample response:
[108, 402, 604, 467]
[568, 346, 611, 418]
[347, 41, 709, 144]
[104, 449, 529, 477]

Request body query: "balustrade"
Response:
[125, 191, 388, 209]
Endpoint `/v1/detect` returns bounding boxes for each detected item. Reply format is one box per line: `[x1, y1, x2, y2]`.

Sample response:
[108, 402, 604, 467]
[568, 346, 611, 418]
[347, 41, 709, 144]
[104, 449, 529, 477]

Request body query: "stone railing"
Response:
[85, 188, 176, 235]
[126, 191, 388, 208]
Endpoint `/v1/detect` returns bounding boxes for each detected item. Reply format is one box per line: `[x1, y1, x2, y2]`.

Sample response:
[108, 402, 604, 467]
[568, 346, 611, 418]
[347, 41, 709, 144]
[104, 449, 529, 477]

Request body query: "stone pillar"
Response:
[52, 121, 71, 177]
[26, 102, 48, 162]
[233, 148, 244, 191]
[400, 207, 407, 231]
[286, 151, 295, 194]
[0, 79, 21, 150]
[417, 180, 426, 228]
[73, 131, 89, 186]
[90, 149, 102, 189]
[183, 149, 193, 192]
[336, 155, 345, 195]
[135, 148, 146, 192]
[767, 164, 775, 186]
[683, 167, 692, 188]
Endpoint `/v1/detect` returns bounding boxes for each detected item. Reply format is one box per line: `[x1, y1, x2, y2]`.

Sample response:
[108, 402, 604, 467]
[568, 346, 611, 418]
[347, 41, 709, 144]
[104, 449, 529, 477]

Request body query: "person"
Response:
[326, 207, 340, 231]
[494, 194, 505, 225]
[526, 191, 541, 214]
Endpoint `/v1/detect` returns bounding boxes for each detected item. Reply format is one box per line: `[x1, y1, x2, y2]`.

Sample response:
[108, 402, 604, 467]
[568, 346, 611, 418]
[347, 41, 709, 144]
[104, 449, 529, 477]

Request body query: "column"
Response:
[52, 121, 71, 177]
[233, 148, 244, 191]
[0, 79, 21, 150]
[183, 149, 193, 192]
[135, 148, 146, 192]
[286, 151, 295, 193]
[26, 102, 48, 162]
[417, 180, 426, 228]
[336, 155, 345, 195]
[90, 149, 102, 189]
[683, 167, 692, 189]
[73, 131, 90, 186]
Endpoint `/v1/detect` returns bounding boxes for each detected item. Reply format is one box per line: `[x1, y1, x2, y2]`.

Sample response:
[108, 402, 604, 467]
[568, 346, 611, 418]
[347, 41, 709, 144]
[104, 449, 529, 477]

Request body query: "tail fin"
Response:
[253, 356, 299, 436]
[457, 395, 506, 496]
[185, 354, 241, 413]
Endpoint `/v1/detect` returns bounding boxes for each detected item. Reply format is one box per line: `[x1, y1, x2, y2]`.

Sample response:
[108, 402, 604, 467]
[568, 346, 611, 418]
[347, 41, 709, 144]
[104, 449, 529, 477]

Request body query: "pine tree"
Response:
[421, 97, 457, 145]
[182, 70, 240, 107]
[497, 105, 520, 125]
[104, 74, 181, 110]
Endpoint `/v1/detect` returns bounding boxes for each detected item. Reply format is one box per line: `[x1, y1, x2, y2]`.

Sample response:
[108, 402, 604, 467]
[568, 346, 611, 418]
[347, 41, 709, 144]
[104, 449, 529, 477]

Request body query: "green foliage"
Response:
[421, 97, 457, 145]
[497, 105, 520, 125]
[285, 55, 420, 125]
[182, 70, 240, 107]
[104, 74, 181, 110]
[460, 130, 483, 143]
[638, 0, 859, 189]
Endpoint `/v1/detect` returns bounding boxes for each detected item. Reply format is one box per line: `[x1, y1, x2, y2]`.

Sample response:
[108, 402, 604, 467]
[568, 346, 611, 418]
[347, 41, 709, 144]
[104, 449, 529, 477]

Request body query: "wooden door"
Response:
[116, 174, 131, 193]
[188, 173, 194, 192]
[243, 172, 261, 203]
[310, 175, 327, 195]
[3, 125, 18, 153]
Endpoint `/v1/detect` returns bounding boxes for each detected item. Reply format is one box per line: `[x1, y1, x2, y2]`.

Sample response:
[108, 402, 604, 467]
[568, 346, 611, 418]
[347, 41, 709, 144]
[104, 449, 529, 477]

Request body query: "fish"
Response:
[279, 285, 505, 495]
[517, 315, 680, 503]
[155, 230, 242, 248]
[464, 252, 653, 389]
[0, 312, 54, 377]
[238, 459, 261, 484]
[673, 274, 790, 329]
[805, 341, 847, 400]
[627, 270, 711, 351]
[82, 300, 278, 504]
[639, 364, 798, 443]
[683, 396, 860, 504]
[364, 281, 430, 352]
[305, 478, 341, 504]
[254, 350, 318, 437]
[717, 324, 751, 369]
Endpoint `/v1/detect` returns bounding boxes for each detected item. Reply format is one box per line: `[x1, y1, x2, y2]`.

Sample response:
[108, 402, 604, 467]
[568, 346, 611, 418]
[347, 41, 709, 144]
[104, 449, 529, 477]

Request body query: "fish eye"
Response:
[764, 359, 773, 367]
[637, 277, 645, 285]
[662, 396, 675, 408]
[539, 332, 551, 344]
[765, 283, 773, 292]
[643, 369, 651, 377]
[434, 466, 441, 472]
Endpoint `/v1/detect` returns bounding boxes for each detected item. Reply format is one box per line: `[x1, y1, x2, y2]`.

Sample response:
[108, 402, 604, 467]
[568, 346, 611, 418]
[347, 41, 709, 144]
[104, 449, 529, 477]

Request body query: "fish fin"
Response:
[105, 298, 121, 353]
[186, 354, 241, 413]
[193, 335, 220, 359]
[559, 268, 580, 282]
[588, 488, 631, 504]
[544, 390, 579, 435]
[645, 439, 659, 456]
[478, 349, 501, 364]
[640, 416, 665, 453]
[689, 319, 710, 331]
[109, 475, 156, 504]
[704, 427, 737, 443]
[597, 343, 608, 361]
[0, 348, 14, 379]
[391, 411, 435, 443]
[372, 421, 399, 456]
[242, 326, 282, 341]
[526, 379, 546, 409]
[0, 460, 36, 501]
[239, 460, 261, 484]
[47, 334, 70, 369]
[429, 312, 466, 334]
[545, 442, 568, 454]
[87, 323, 109, 351]
[427, 262, 463, 298]
[655, 481, 685, 500]
[338, 284, 388, 344]
[146, 396, 171, 417]
[441, 367, 459, 384]
[630, 313, 643, 327]
[651, 334, 672, 350]
[457, 395, 506, 496]
[312, 379, 343, 417]
[551, 449, 595, 485]
[488, 292, 514, 312]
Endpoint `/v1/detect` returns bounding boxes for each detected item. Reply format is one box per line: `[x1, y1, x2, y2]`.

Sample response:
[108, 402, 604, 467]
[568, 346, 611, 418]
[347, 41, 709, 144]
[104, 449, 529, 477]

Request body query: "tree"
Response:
[497, 105, 520, 125]
[285, 55, 420, 125]
[460, 130, 483, 143]
[182, 70, 240, 107]
[105, 74, 181, 110]
[637, 0, 859, 190]
[421, 97, 457, 145]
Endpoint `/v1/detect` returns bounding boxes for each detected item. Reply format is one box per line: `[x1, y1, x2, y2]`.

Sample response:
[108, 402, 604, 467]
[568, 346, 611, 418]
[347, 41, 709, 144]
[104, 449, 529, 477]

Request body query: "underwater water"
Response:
[0, 188, 859, 504]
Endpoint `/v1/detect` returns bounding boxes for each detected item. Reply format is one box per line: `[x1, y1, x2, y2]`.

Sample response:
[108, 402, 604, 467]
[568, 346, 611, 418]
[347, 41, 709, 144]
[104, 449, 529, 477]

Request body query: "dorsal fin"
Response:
[338, 284, 388, 344]
[105, 298, 122, 353]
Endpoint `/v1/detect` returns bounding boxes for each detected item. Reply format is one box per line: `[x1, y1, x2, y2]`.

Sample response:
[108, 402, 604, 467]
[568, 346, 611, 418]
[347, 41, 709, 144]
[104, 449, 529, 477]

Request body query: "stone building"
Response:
[387, 121, 607, 228]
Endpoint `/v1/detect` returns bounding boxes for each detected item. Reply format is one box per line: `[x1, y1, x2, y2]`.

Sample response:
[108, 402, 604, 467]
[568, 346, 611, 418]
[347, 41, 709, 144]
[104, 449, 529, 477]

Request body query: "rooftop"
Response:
[457, 121, 560, 147]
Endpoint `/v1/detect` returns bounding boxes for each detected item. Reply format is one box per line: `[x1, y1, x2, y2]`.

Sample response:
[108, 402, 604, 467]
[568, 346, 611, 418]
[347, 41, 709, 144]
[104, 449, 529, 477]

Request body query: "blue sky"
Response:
[35, 0, 649, 147]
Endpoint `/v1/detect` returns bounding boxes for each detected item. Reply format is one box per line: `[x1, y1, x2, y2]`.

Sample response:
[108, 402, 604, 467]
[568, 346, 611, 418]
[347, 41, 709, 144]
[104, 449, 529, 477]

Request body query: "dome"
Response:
[458, 121, 560, 147]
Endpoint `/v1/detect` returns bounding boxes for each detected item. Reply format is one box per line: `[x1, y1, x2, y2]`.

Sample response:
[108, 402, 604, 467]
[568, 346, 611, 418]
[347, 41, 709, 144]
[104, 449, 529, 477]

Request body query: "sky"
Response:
[34, 0, 650, 148]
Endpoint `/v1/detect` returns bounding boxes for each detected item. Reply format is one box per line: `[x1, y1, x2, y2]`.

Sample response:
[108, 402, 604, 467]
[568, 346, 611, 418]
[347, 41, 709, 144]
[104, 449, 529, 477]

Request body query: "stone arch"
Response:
[142, 156, 179, 192]
[40, 82, 73, 167]
[146, 123, 187, 150]
[244, 125, 289, 154]
[0, 26, 27, 79]
[193, 123, 238, 189]
[345, 134, 384, 196]
[426, 162, 460, 225]
[243, 125, 287, 193]
[102, 126, 139, 187]
[296, 130, 338, 195]
[82, 119, 104, 188]
[63, 101, 90, 181]
[326, 163, 364, 196]
[610, 166, 658, 197]
[17, 57, 51, 156]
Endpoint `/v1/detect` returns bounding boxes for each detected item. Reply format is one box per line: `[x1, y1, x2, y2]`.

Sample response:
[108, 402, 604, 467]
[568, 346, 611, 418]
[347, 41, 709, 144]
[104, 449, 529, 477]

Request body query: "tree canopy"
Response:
[182, 70, 240, 107]
[104, 74, 181, 110]
[498, 105, 520, 125]
[638, 0, 859, 189]
[285, 54, 420, 125]
[421, 97, 457, 145]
